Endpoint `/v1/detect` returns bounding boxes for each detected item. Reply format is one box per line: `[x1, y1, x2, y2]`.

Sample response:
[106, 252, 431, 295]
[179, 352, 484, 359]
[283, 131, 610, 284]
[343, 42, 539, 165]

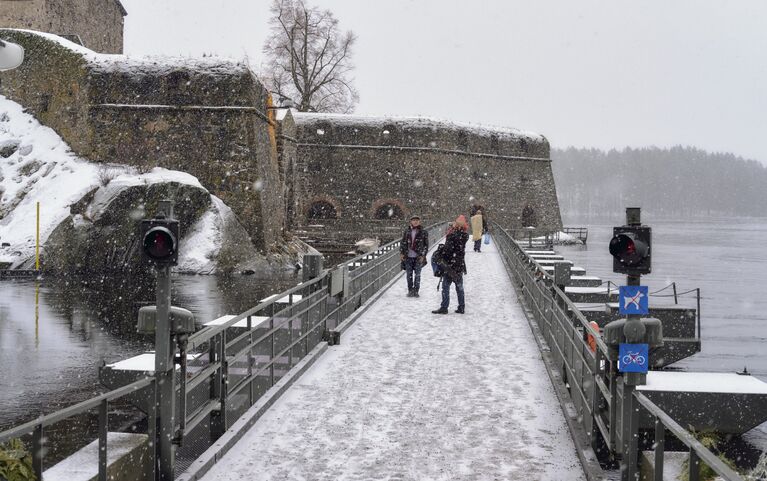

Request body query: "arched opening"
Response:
[374, 202, 405, 220]
[307, 200, 338, 220]
[521, 204, 537, 227]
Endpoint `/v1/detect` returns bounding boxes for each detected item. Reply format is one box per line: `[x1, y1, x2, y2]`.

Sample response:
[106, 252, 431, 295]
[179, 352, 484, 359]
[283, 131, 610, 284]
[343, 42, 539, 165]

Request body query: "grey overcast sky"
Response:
[121, 0, 767, 164]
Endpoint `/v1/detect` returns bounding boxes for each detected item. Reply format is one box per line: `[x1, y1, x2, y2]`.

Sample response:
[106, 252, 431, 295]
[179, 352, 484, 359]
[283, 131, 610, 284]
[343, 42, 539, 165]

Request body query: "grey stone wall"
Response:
[292, 114, 562, 243]
[0, 30, 284, 252]
[275, 109, 298, 232]
[0, 0, 125, 53]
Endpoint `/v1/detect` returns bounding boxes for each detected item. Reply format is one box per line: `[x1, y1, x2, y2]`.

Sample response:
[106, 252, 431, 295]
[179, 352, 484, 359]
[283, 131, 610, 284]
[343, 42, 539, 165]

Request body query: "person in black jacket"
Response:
[400, 215, 429, 297]
[433, 215, 469, 314]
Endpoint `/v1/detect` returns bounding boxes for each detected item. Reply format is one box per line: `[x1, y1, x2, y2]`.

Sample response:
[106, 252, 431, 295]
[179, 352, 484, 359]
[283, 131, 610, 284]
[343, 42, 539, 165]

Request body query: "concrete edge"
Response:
[177, 341, 330, 481]
[331, 269, 406, 339]
[499, 252, 608, 481]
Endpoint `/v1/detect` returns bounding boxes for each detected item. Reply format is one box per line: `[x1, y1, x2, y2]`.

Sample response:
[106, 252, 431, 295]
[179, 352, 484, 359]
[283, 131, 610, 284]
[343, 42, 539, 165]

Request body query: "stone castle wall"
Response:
[0, 0, 125, 53]
[290, 113, 562, 243]
[0, 30, 563, 253]
[0, 30, 283, 251]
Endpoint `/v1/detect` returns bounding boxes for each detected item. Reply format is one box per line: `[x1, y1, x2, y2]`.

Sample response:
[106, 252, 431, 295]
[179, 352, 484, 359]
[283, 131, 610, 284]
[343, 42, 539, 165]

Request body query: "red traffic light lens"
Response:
[609, 234, 634, 257]
[143, 227, 176, 260]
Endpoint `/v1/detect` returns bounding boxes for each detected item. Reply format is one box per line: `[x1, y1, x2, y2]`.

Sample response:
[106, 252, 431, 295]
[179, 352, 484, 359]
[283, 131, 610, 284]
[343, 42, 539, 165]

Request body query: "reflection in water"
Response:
[0, 270, 301, 431]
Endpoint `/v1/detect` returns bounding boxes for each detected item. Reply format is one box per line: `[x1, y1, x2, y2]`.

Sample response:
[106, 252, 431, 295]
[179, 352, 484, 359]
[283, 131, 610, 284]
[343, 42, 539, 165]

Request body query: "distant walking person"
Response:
[470, 209, 487, 252]
[432, 215, 469, 314]
[400, 215, 429, 297]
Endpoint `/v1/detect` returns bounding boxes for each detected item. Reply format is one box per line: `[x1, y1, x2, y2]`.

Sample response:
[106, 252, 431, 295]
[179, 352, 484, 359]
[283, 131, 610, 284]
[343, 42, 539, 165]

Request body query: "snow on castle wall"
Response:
[290, 112, 563, 243]
[0, 29, 283, 252]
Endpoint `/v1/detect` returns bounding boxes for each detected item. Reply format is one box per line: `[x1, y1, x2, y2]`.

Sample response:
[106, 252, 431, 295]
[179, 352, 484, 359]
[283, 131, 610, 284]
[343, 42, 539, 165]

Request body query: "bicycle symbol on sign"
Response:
[622, 351, 646, 366]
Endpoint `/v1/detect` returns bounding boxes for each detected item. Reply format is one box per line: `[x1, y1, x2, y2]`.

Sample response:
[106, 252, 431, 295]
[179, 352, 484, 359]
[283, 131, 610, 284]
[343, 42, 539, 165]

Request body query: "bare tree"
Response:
[263, 0, 358, 113]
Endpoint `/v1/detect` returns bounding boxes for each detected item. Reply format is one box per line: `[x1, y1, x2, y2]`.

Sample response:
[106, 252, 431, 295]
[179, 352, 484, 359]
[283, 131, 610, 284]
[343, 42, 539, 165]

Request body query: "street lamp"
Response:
[0, 38, 25, 71]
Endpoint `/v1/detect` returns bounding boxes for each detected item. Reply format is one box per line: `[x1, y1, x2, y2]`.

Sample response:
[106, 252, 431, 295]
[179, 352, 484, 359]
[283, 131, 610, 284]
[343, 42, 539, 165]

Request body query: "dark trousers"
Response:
[473, 239, 482, 252]
[405, 257, 422, 292]
[440, 275, 465, 309]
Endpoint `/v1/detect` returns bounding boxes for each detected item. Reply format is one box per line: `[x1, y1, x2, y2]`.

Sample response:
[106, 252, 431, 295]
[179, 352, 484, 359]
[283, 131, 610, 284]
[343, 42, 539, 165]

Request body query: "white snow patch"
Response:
[639, 371, 767, 394]
[0, 94, 101, 266]
[293, 111, 545, 143]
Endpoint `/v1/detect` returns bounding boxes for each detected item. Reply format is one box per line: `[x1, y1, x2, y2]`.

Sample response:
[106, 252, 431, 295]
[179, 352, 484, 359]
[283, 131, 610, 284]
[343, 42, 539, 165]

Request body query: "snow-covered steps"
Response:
[542, 265, 586, 276]
[637, 372, 767, 434]
[564, 286, 618, 303]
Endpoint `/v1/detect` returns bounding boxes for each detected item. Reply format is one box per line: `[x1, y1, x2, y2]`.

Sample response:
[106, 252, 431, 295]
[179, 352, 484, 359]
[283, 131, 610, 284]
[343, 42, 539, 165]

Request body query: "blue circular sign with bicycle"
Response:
[618, 343, 649, 373]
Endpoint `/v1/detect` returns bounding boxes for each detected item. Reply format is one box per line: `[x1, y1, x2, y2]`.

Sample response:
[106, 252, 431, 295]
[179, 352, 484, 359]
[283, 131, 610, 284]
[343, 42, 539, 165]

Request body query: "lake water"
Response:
[0, 271, 301, 432]
[558, 217, 767, 449]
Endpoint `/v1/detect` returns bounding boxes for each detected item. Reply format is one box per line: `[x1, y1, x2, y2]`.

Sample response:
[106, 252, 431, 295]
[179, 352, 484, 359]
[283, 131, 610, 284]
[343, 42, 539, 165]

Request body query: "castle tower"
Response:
[0, 0, 126, 53]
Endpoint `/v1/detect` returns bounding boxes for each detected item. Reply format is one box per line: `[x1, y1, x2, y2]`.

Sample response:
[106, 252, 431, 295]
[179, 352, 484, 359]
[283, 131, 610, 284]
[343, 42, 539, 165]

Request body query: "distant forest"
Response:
[551, 146, 767, 220]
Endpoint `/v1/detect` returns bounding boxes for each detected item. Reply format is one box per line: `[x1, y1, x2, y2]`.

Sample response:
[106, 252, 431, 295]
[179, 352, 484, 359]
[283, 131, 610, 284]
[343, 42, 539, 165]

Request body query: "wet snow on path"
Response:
[200, 240, 584, 481]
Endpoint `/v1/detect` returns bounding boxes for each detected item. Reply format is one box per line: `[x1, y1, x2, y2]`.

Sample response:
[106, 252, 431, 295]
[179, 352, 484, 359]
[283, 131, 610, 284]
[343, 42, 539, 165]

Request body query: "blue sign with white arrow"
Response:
[619, 285, 649, 315]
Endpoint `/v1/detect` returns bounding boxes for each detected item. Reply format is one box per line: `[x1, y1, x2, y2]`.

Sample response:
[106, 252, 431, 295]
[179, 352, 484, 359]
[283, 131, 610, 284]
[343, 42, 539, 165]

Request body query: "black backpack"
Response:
[431, 244, 446, 277]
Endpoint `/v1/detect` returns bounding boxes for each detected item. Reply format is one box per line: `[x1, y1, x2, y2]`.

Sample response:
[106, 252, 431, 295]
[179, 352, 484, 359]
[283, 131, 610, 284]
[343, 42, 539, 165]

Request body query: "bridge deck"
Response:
[200, 241, 584, 481]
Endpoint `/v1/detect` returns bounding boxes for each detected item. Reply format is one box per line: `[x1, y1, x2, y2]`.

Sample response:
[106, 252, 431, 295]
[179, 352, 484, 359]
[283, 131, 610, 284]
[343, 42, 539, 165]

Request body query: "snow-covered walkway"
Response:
[200, 239, 584, 481]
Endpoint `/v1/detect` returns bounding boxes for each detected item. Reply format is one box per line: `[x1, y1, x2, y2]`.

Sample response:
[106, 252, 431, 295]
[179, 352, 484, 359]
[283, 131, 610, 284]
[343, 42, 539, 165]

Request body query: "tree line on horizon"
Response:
[551, 146, 767, 220]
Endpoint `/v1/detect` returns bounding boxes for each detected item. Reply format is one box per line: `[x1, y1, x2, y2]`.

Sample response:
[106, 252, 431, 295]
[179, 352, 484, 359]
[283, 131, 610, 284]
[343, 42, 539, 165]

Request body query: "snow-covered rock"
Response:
[0, 94, 301, 274]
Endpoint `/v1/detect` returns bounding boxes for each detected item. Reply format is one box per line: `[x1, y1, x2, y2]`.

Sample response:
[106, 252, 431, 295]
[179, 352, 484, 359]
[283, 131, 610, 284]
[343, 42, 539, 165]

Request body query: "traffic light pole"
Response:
[155, 264, 175, 480]
[153, 201, 176, 480]
[622, 208, 644, 481]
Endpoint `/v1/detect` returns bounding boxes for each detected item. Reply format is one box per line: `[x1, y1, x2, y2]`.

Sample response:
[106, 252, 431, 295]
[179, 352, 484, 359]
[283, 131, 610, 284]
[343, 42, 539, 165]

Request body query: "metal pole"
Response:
[155, 265, 175, 480]
[35, 201, 40, 271]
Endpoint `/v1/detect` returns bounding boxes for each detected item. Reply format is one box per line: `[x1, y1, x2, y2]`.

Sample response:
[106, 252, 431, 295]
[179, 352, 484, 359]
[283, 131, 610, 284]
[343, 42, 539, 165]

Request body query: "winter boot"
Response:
[455, 306, 465, 314]
[432, 307, 448, 314]
[407, 290, 414, 297]
[414, 290, 420, 298]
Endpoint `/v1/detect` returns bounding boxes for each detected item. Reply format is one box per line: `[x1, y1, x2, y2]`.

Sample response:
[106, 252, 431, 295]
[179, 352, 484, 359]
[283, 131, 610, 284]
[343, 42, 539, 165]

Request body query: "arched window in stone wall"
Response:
[490, 134, 499, 152]
[371, 199, 407, 220]
[521, 204, 537, 227]
[457, 130, 468, 151]
[307, 198, 339, 220]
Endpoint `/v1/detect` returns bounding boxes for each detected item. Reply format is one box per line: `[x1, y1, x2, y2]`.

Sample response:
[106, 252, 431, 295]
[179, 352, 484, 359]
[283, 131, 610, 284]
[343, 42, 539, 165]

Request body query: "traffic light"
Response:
[609, 226, 651, 275]
[140, 218, 179, 266]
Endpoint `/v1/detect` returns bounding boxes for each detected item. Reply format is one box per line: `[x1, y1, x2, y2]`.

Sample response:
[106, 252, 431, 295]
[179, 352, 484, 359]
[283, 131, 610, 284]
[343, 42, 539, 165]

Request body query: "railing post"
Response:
[99, 399, 108, 481]
[689, 449, 700, 481]
[247, 315, 254, 406]
[673, 282, 678, 304]
[154, 265, 175, 481]
[696, 288, 702, 339]
[654, 416, 665, 481]
[33, 424, 43, 480]
[219, 330, 229, 430]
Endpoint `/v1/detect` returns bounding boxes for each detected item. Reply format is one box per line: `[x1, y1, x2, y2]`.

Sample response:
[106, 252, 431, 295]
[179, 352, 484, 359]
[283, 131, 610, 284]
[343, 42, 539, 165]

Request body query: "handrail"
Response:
[0, 377, 154, 442]
[491, 219, 740, 480]
[634, 392, 744, 480]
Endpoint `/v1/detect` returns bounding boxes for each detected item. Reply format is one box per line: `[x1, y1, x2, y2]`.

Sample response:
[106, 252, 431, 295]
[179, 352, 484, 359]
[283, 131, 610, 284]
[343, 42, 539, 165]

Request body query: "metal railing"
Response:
[0, 378, 156, 481]
[563, 226, 589, 244]
[491, 220, 743, 481]
[0, 221, 447, 480]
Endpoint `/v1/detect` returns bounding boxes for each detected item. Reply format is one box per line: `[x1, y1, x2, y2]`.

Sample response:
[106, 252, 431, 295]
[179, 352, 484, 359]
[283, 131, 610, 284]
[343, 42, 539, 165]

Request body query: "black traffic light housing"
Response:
[140, 218, 179, 266]
[609, 225, 651, 275]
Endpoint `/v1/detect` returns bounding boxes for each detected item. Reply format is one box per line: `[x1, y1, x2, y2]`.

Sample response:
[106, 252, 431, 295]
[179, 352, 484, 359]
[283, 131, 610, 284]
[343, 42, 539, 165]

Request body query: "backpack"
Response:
[431, 244, 446, 277]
